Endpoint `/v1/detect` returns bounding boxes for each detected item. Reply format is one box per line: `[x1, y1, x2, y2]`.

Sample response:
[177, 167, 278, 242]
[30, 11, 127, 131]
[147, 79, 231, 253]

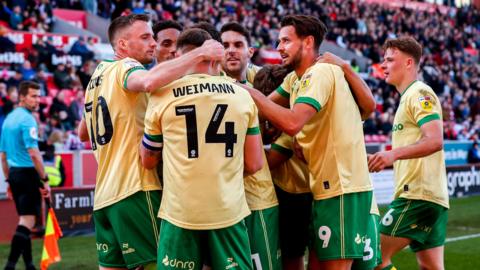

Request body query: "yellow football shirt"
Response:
[270, 133, 310, 194]
[238, 77, 278, 211]
[295, 63, 373, 200]
[392, 80, 449, 208]
[84, 58, 161, 210]
[144, 74, 260, 230]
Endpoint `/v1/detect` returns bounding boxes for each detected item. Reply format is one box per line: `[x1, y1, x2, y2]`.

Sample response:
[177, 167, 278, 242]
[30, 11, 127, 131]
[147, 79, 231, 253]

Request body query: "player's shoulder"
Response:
[309, 62, 342, 75]
[406, 80, 437, 100]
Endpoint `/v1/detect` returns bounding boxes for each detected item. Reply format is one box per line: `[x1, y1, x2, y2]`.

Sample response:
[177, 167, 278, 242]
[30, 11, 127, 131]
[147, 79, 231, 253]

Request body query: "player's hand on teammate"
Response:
[293, 138, 307, 163]
[368, 151, 395, 172]
[316, 52, 348, 69]
[199, 40, 225, 62]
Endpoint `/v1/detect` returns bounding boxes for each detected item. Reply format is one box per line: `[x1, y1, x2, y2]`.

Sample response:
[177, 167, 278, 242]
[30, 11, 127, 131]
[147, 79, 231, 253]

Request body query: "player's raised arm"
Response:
[317, 52, 375, 120]
[241, 83, 317, 136]
[125, 40, 224, 92]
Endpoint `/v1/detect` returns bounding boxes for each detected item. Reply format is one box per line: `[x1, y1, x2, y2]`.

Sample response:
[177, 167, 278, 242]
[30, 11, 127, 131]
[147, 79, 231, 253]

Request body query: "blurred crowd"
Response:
[1, 0, 479, 144]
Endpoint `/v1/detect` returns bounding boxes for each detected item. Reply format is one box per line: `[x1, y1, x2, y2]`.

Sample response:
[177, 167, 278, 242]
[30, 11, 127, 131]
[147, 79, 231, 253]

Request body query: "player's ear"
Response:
[304, 35, 315, 50]
[248, 47, 254, 58]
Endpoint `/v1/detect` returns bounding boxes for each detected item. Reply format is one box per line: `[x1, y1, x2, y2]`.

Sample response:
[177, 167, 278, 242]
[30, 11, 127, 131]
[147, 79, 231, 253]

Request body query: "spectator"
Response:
[468, 142, 480, 163]
[53, 64, 72, 89]
[48, 91, 70, 130]
[20, 61, 35, 80]
[68, 90, 84, 128]
[69, 37, 94, 62]
[8, 5, 23, 30]
[32, 69, 48, 96]
[6, 70, 22, 89]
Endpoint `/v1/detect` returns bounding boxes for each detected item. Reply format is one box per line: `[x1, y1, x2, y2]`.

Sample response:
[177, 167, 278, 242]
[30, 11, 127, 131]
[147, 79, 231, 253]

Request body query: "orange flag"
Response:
[40, 208, 63, 270]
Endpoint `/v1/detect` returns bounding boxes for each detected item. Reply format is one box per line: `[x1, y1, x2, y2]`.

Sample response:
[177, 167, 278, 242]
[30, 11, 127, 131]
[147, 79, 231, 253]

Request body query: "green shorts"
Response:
[351, 214, 382, 270]
[245, 206, 281, 270]
[158, 219, 253, 270]
[379, 198, 448, 252]
[93, 190, 161, 269]
[310, 191, 380, 266]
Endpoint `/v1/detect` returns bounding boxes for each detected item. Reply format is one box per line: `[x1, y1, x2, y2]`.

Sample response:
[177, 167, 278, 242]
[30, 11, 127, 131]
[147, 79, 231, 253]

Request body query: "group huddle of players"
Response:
[80, 13, 449, 270]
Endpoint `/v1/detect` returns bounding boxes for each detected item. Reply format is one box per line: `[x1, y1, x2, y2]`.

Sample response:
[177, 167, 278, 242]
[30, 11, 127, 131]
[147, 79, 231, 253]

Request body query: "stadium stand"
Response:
[0, 0, 479, 147]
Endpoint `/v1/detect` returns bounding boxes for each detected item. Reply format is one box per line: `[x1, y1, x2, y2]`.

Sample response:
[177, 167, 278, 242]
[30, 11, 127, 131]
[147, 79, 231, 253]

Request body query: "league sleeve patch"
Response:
[29, 127, 38, 140]
[123, 60, 142, 69]
[418, 95, 433, 112]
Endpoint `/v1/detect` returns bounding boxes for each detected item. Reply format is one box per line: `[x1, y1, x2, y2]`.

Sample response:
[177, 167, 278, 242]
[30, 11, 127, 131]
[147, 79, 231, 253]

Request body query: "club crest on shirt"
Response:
[300, 73, 312, 91]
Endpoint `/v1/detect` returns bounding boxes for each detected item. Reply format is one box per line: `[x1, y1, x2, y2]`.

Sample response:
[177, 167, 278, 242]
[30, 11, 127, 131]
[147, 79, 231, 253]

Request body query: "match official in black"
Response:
[1, 81, 50, 270]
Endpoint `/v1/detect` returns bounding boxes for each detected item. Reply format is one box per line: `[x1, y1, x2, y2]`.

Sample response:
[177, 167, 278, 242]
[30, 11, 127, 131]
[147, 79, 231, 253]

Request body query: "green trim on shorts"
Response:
[310, 191, 378, 261]
[94, 191, 161, 269]
[379, 198, 448, 252]
[158, 219, 253, 270]
[245, 207, 281, 270]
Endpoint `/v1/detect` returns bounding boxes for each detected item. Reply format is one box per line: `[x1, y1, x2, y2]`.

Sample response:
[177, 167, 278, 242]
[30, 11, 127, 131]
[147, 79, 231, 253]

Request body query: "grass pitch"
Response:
[0, 196, 479, 269]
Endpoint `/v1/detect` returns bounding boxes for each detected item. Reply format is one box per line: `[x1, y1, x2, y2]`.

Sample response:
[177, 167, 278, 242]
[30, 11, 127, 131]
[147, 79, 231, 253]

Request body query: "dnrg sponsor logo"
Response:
[162, 255, 195, 270]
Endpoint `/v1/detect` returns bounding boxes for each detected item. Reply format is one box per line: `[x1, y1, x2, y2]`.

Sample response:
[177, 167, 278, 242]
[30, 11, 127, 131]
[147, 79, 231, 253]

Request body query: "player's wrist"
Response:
[40, 174, 49, 183]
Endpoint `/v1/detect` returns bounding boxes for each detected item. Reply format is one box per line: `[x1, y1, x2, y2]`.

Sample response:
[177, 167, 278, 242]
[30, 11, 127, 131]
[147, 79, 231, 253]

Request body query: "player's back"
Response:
[84, 58, 160, 210]
[145, 74, 258, 230]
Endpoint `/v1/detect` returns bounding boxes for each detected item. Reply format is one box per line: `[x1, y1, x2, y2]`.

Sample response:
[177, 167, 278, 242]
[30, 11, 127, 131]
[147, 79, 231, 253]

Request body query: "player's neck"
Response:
[191, 61, 221, 76]
[294, 55, 316, 78]
[225, 69, 246, 82]
[396, 72, 418, 95]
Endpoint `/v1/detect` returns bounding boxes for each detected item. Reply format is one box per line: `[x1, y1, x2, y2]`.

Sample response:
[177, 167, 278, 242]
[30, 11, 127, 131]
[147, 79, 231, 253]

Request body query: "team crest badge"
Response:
[300, 73, 312, 91]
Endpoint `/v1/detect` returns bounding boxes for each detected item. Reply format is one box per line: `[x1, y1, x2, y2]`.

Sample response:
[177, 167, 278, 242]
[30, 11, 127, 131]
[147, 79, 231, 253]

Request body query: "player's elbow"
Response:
[360, 102, 376, 120]
[431, 137, 443, 153]
[284, 123, 302, 137]
[244, 157, 264, 175]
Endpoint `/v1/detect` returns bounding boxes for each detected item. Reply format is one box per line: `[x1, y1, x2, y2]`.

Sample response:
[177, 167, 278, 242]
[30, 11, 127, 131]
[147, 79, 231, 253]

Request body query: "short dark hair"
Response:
[281, 15, 327, 51]
[220, 22, 251, 46]
[19, 81, 40, 96]
[152, 20, 183, 40]
[383, 37, 423, 64]
[108, 14, 150, 47]
[253, 65, 290, 96]
[176, 28, 212, 53]
[190, 22, 221, 42]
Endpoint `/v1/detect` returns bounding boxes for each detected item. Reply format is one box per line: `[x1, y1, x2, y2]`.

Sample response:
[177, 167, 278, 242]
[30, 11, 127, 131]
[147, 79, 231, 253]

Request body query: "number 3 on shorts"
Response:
[382, 208, 395, 226]
[318, 226, 331, 248]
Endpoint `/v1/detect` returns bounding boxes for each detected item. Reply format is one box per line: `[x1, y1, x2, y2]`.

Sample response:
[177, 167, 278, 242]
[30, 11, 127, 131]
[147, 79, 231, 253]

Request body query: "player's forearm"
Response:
[341, 63, 375, 120]
[78, 118, 89, 142]
[140, 146, 161, 169]
[143, 49, 205, 92]
[247, 87, 303, 136]
[391, 136, 443, 161]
